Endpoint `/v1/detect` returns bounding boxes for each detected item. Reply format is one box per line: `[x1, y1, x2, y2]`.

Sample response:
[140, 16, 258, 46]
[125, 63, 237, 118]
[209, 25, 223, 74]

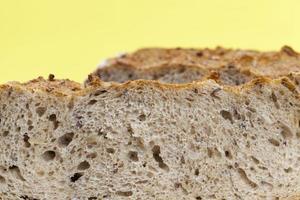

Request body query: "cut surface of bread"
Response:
[91, 46, 300, 85]
[2, 47, 300, 200]
[1, 75, 300, 199]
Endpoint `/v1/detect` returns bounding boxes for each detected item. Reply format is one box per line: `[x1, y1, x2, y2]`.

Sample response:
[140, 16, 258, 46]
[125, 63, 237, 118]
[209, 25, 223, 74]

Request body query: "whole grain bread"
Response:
[91, 46, 300, 85]
[1, 48, 300, 199]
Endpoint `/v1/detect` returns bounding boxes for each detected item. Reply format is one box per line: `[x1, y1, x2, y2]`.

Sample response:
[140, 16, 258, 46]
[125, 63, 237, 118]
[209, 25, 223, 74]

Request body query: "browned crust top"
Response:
[95, 46, 300, 78]
[0, 75, 82, 97]
[1, 47, 300, 98]
[0, 74, 298, 102]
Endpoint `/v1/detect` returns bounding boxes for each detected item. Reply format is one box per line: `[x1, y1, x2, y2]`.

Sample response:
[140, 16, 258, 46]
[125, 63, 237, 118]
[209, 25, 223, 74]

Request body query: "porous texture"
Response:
[1, 75, 300, 199]
[2, 47, 300, 199]
[91, 46, 300, 85]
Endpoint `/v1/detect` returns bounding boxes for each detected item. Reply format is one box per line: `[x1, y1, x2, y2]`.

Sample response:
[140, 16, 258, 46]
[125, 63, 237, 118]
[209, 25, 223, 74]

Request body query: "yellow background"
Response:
[0, 0, 299, 83]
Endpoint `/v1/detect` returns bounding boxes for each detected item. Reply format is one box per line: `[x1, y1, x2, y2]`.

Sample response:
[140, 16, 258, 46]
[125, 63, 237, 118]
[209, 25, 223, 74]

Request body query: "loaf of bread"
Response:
[1, 47, 300, 199]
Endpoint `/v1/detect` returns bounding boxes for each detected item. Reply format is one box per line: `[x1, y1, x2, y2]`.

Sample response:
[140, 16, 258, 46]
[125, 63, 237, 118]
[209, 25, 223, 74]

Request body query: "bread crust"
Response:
[1, 74, 298, 100]
[91, 46, 300, 84]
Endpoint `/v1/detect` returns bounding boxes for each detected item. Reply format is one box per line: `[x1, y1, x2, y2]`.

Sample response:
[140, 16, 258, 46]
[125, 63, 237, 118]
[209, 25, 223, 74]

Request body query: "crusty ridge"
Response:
[5, 73, 298, 98]
[2, 75, 83, 97]
[91, 46, 300, 84]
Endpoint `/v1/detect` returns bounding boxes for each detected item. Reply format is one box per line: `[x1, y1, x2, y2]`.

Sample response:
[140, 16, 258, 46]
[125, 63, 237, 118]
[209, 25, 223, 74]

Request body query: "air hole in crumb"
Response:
[27, 120, 32, 126]
[127, 125, 134, 135]
[195, 196, 202, 200]
[245, 100, 250, 105]
[237, 168, 257, 188]
[224, 150, 233, 159]
[194, 169, 199, 176]
[271, 92, 280, 109]
[210, 88, 221, 99]
[3, 131, 9, 137]
[209, 194, 216, 199]
[0, 175, 5, 183]
[42, 150, 56, 161]
[220, 110, 233, 123]
[36, 107, 47, 117]
[297, 131, 300, 138]
[23, 133, 31, 148]
[58, 132, 74, 147]
[207, 148, 213, 158]
[77, 161, 90, 170]
[138, 114, 146, 121]
[116, 191, 133, 197]
[280, 123, 293, 139]
[9, 166, 25, 181]
[88, 197, 97, 200]
[152, 145, 169, 171]
[174, 182, 188, 194]
[86, 153, 97, 159]
[233, 109, 241, 120]
[268, 138, 280, 147]
[180, 155, 185, 164]
[49, 114, 56, 121]
[251, 156, 260, 164]
[128, 151, 139, 161]
[70, 172, 83, 182]
[258, 166, 268, 170]
[106, 148, 115, 154]
[20, 196, 38, 200]
[48, 171, 54, 176]
[49, 114, 59, 130]
[53, 121, 59, 129]
[88, 99, 97, 105]
[284, 167, 293, 173]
